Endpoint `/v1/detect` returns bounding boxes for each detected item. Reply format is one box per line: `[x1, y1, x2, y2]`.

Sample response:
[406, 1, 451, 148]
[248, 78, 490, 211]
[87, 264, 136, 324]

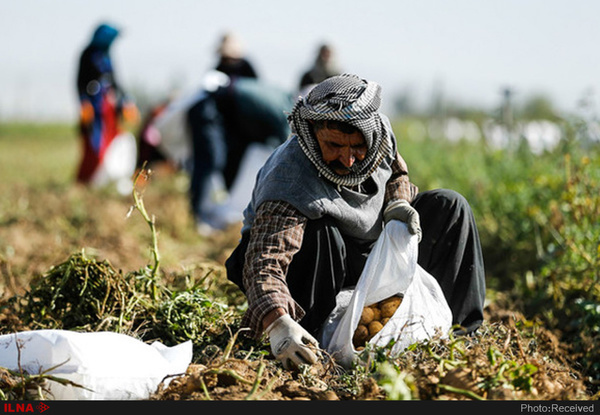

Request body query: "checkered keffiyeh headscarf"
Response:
[288, 73, 392, 187]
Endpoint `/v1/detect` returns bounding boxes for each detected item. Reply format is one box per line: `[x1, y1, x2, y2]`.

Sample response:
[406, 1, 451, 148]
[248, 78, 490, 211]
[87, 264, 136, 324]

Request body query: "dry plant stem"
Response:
[204, 368, 252, 385]
[245, 361, 266, 400]
[248, 364, 281, 401]
[131, 165, 161, 300]
[199, 376, 211, 400]
[15, 335, 25, 398]
[222, 328, 249, 362]
[437, 384, 485, 401]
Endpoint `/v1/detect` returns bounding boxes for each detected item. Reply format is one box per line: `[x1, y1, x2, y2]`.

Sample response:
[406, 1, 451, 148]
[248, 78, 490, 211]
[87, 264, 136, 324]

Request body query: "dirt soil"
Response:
[0, 173, 597, 401]
[148, 309, 592, 401]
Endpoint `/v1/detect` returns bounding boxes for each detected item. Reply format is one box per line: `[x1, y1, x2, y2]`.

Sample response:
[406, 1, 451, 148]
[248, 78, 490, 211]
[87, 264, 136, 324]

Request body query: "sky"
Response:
[1, 0, 600, 121]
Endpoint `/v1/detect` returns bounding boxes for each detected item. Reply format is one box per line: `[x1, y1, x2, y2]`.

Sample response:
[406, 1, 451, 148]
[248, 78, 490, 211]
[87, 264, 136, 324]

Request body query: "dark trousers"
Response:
[412, 189, 486, 334]
[187, 95, 227, 222]
[226, 189, 486, 337]
[187, 94, 252, 223]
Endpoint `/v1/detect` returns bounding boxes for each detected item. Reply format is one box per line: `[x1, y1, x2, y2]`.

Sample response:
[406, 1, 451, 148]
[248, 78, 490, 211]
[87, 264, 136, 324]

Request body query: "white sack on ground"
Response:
[320, 221, 452, 368]
[0, 330, 192, 400]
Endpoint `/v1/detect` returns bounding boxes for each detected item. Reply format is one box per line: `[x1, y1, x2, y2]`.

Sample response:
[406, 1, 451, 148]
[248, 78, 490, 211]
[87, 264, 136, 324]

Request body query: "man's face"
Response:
[314, 127, 367, 176]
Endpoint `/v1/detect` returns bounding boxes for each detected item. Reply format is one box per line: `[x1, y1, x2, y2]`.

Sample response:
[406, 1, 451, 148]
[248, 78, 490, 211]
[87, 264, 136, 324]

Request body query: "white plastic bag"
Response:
[203, 142, 275, 228]
[154, 89, 207, 167]
[320, 221, 452, 368]
[0, 330, 192, 400]
[90, 131, 137, 195]
[154, 72, 231, 168]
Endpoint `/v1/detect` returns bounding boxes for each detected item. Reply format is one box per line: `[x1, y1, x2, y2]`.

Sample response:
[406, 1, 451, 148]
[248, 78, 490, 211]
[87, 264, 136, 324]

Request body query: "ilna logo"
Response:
[3, 402, 49, 413]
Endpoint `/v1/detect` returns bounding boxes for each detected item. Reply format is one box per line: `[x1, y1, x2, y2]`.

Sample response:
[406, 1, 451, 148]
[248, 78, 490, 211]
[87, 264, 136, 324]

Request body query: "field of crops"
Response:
[0, 119, 598, 401]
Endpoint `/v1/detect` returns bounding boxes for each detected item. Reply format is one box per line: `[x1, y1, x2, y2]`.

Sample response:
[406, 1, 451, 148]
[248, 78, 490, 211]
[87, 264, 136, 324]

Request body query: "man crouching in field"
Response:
[225, 74, 486, 369]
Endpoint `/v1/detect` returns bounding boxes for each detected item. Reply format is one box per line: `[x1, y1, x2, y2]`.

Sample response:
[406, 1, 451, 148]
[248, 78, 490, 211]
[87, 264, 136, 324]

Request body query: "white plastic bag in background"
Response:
[320, 221, 452, 368]
[0, 330, 192, 400]
[154, 89, 207, 167]
[203, 142, 275, 229]
[154, 72, 230, 168]
[90, 131, 137, 195]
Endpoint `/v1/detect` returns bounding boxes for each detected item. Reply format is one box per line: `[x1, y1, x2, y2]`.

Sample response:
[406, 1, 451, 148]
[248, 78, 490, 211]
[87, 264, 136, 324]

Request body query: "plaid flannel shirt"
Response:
[241, 151, 418, 338]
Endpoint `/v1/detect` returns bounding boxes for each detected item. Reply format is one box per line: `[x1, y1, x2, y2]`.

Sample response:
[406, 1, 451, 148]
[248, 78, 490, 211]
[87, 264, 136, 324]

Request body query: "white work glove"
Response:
[266, 314, 320, 370]
[384, 199, 422, 242]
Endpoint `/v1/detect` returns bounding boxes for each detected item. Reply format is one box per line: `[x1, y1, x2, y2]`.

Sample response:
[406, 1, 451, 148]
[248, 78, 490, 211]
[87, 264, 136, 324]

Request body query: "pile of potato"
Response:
[352, 295, 403, 350]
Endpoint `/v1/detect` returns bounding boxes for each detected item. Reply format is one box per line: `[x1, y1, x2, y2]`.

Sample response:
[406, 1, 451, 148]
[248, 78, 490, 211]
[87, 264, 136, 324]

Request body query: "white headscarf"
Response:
[288, 74, 392, 187]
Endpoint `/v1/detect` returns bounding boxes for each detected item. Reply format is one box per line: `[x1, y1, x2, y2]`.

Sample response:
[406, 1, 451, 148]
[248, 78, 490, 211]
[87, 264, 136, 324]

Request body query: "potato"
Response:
[368, 320, 383, 338]
[353, 324, 369, 348]
[359, 307, 374, 325]
[371, 306, 381, 322]
[380, 295, 403, 307]
[380, 295, 403, 318]
[380, 303, 397, 318]
[354, 297, 402, 347]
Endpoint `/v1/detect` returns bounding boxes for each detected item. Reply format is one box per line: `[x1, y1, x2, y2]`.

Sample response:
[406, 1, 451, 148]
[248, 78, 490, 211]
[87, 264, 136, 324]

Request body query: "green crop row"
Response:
[393, 116, 600, 383]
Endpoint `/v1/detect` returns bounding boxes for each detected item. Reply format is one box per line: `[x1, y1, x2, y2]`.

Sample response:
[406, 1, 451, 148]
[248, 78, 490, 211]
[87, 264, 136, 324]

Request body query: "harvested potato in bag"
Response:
[353, 295, 403, 350]
[319, 221, 452, 368]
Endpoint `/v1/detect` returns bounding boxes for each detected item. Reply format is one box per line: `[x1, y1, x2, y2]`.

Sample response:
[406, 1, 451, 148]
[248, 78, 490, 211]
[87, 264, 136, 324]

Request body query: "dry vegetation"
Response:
[0, 169, 594, 401]
[0, 123, 597, 401]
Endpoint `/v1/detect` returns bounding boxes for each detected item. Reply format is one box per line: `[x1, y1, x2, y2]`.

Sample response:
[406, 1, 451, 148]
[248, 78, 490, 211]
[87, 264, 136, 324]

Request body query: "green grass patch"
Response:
[0, 123, 79, 188]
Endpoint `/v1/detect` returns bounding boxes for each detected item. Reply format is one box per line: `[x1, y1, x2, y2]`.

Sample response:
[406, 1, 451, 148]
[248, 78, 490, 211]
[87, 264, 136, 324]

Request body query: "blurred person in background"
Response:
[214, 32, 258, 80]
[136, 98, 172, 170]
[225, 74, 486, 370]
[186, 73, 294, 234]
[298, 43, 342, 94]
[76, 22, 139, 185]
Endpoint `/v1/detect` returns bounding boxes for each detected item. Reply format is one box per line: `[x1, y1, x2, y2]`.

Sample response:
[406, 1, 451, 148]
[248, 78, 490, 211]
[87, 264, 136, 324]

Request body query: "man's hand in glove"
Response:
[384, 199, 422, 242]
[266, 314, 321, 370]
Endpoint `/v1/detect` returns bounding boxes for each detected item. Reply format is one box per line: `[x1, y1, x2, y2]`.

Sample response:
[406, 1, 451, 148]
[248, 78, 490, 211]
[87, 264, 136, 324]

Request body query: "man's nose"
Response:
[339, 148, 355, 168]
